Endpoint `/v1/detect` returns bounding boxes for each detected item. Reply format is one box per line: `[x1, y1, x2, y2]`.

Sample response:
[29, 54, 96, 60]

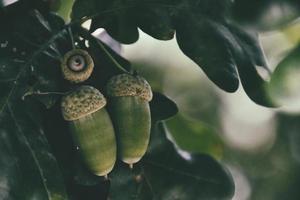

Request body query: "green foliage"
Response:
[0, 3, 235, 199]
[71, 0, 275, 106]
[0, 97, 68, 199]
[166, 114, 224, 159]
[176, 13, 240, 92]
[150, 92, 178, 121]
[268, 44, 300, 107]
[0, 11, 68, 198]
[1, 0, 299, 199]
[109, 123, 234, 200]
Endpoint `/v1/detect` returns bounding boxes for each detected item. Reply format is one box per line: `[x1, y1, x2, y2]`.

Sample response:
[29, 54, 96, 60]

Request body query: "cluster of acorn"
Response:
[60, 49, 152, 177]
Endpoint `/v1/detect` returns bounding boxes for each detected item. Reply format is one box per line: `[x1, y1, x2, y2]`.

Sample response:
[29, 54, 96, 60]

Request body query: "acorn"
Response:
[61, 49, 94, 83]
[106, 74, 153, 167]
[61, 85, 116, 176]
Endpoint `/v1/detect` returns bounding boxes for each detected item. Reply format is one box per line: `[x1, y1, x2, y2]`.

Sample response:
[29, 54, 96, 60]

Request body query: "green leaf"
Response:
[70, 181, 110, 200]
[136, 6, 175, 40]
[4, 11, 70, 109]
[226, 25, 275, 107]
[28, 13, 70, 108]
[165, 114, 224, 159]
[0, 9, 71, 200]
[72, 0, 177, 44]
[0, 60, 68, 200]
[187, 0, 232, 20]
[268, 44, 300, 107]
[99, 11, 139, 45]
[176, 13, 239, 92]
[85, 1, 139, 44]
[109, 122, 235, 200]
[56, 0, 74, 21]
[105, 26, 138, 45]
[227, 26, 268, 69]
[175, 13, 275, 106]
[236, 58, 274, 107]
[150, 92, 178, 122]
[70, 0, 98, 20]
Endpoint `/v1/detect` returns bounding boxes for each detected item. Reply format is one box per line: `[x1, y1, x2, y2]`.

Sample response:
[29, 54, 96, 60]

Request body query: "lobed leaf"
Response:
[176, 13, 239, 92]
[226, 25, 275, 107]
[0, 9, 71, 200]
[150, 92, 178, 122]
[109, 122, 235, 200]
[0, 60, 68, 200]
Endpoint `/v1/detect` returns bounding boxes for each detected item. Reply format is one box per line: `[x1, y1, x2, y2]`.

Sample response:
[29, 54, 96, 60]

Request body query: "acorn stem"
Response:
[68, 26, 76, 50]
[77, 26, 131, 74]
[22, 90, 66, 100]
[129, 164, 134, 169]
[95, 38, 129, 74]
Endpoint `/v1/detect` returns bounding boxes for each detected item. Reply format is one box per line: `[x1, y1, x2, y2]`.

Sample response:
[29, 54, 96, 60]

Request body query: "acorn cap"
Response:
[61, 49, 94, 83]
[61, 86, 107, 121]
[106, 74, 153, 102]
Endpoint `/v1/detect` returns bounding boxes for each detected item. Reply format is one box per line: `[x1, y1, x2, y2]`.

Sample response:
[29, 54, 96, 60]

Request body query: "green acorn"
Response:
[61, 86, 116, 176]
[106, 74, 153, 167]
[61, 49, 94, 83]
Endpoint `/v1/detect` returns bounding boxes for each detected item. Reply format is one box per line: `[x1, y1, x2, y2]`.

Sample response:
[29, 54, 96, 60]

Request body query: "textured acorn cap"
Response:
[106, 74, 153, 102]
[61, 49, 94, 83]
[61, 86, 106, 121]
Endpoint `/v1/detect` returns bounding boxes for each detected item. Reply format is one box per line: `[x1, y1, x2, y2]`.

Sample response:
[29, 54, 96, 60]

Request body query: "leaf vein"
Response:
[144, 160, 221, 185]
[7, 103, 52, 199]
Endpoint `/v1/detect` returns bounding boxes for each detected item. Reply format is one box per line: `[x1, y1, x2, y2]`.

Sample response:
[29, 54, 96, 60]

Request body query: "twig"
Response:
[22, 90, 66, 100]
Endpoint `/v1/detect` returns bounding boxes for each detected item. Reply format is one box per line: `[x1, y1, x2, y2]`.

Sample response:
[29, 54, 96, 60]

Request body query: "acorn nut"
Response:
[61, 49, 94, 83]
[106, 74, 152, 168]
[61, 85, 117, 176]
